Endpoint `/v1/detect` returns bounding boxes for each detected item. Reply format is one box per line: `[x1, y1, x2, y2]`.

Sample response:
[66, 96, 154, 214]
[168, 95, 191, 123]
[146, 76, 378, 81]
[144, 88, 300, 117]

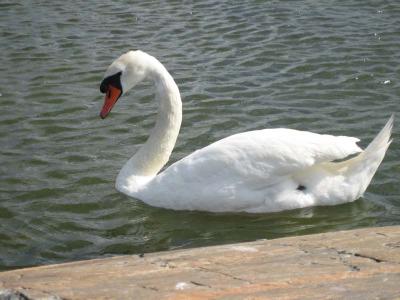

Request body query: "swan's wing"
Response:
[144, 128, 362, 211]
[166, 128, 361, 179]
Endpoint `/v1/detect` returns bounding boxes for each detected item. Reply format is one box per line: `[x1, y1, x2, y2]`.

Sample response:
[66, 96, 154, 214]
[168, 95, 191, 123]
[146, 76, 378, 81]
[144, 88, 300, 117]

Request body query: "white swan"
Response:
[99, 50, 393, 213]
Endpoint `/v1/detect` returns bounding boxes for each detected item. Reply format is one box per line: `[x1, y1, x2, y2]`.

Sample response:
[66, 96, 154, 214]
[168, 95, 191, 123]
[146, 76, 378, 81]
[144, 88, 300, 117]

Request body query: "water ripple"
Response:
[0, 0, 399, 270]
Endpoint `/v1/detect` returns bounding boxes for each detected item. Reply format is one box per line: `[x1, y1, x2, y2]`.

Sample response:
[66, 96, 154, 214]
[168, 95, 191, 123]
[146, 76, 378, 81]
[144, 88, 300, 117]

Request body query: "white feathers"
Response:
[139, 128, 364, 212]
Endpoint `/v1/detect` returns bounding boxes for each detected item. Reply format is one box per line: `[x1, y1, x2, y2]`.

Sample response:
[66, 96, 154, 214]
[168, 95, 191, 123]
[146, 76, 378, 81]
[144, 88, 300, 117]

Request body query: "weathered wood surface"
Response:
[0, 226, 399, 299]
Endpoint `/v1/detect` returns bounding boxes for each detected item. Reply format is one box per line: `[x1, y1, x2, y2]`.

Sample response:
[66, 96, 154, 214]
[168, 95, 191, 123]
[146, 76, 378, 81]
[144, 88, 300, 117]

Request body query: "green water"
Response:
[0, 1, 399, 270]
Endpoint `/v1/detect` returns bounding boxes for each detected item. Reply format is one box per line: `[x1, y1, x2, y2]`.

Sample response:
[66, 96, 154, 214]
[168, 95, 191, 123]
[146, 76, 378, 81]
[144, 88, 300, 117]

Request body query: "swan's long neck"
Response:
[117, 59, 182, 189]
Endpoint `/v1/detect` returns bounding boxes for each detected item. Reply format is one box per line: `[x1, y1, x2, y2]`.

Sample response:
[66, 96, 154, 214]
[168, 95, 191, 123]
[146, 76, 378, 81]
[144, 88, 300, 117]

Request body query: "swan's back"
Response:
[137, 128, 362, 212]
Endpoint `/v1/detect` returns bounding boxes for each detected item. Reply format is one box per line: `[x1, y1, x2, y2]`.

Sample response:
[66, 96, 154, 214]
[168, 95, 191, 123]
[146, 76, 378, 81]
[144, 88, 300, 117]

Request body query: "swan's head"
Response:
[99, 50, 151, 119]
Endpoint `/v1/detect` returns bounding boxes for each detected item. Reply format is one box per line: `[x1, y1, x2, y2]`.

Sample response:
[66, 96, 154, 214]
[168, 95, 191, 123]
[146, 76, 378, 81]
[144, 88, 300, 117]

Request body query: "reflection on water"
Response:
[0, 1, 399, 270]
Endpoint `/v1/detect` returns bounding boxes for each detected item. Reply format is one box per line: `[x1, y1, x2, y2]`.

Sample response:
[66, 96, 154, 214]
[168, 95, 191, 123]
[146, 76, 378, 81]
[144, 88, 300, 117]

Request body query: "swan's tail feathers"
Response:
[348, 115, 394, 198]
[364, 114, 394, 155]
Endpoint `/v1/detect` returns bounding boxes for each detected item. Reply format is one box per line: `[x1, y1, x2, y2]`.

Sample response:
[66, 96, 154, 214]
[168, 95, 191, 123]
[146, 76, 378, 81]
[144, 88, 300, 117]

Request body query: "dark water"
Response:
[0, 1, 399, 270]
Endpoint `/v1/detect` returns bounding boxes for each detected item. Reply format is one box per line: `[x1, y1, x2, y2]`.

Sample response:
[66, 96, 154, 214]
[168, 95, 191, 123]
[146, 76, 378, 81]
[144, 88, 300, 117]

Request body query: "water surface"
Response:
[0, 1, 399, 270]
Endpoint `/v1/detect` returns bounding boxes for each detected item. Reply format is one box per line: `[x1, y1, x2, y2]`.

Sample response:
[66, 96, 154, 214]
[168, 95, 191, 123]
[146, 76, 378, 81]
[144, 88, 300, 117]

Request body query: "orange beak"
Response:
[100, 85, 122, 119]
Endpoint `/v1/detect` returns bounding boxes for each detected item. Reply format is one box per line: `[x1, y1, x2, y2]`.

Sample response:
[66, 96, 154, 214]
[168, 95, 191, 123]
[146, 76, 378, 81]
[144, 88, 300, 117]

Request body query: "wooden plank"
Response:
[1, 226, 399, 299]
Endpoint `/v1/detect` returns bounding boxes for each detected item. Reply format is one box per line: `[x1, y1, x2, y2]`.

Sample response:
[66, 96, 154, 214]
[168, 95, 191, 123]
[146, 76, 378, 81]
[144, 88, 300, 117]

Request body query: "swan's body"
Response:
[100, 50, 393, 213]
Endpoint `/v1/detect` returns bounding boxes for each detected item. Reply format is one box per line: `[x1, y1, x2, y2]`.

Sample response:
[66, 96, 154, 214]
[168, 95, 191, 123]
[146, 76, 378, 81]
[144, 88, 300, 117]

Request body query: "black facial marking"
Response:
[100, 71, 122, 94]
[297, 185, 306, 191]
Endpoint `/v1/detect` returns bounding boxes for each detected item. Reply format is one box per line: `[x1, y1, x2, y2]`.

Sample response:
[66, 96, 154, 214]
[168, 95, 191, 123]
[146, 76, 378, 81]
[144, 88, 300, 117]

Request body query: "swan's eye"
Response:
[100, 71, 122, 94]
[100, 82, 107, 94]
